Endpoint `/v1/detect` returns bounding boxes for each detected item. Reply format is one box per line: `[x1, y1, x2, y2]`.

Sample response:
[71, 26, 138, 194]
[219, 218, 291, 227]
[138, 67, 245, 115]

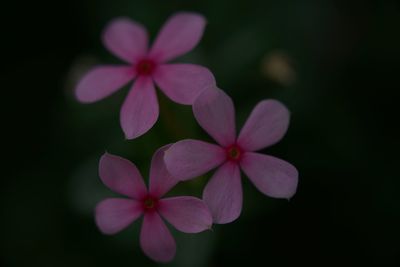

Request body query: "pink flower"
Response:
[75, 12, 215, 139]
[95, 146, 212, 263]
[164, 88, 298, 224]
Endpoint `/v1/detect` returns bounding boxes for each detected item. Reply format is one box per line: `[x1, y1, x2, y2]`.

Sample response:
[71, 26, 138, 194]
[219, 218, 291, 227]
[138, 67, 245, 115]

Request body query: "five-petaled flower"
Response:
[75, 12, 216, 139]
[164, 87, 298, 224]
[95, 146, 212, 262]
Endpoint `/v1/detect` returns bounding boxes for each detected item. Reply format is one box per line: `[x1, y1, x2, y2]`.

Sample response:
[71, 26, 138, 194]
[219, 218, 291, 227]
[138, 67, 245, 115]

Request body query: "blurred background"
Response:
[2, 0, 400, 266]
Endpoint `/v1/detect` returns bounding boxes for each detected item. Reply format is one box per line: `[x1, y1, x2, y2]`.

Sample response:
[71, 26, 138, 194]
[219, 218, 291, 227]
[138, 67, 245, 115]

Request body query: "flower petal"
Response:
[75, 65, 135, 103]
[140, 212, 176, 263]
[193, 88, 236, 146]
[240, 152, 298, 199]
[154, 64, 216, 105]
[99, 153, 147, 199]
[203, 162, 242, 224]
[149, 145, 178, 198]
[149, 12, 206, 62]
[95, 198, 143, 235]
[158, 196, 212, 233]
[237, 100, 290, 151]
[164, 139, 226, 181]
[102, 17, 148, 63]
[120, 78, 159, 139]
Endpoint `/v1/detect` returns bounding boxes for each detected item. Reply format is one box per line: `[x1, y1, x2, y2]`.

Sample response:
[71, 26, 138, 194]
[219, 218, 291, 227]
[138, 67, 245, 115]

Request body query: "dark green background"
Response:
[2, 0, 399, 266]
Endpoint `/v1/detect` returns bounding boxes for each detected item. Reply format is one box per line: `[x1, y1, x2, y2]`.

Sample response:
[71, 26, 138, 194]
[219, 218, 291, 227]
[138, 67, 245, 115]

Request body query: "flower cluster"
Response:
[76, 12, 298, 263]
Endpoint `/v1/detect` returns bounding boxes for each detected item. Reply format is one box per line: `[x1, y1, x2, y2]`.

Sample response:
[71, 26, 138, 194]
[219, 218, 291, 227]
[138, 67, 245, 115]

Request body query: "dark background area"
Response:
[1, 0, 400, 266]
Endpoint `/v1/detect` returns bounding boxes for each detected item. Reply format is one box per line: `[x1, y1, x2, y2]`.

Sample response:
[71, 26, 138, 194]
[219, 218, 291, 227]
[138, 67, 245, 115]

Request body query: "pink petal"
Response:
[140, 212, 176, 263]
[120, 77, 159, 139]
[203, 162, 242, 224]
[95, 198, 143, 235]
[149, 12, 206, 62]
[153, 64, 216, 105]
[237, 100, 290, 151]
[99, 153, 147, 199]
[149, 145, 178, 198]
[102, 17, 148, 63]
[164, 139, 226, 181]
[75, 65, 135, 103]
[193, 88, 236, 147]
[240, 152, 298, 199]
[158, 196, 212, 233]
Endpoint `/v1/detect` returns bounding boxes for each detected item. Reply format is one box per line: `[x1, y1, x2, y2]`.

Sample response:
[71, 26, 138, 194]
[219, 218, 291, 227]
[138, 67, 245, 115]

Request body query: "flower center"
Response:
[135, 59, 156, 76]
[226, 144, 242, 162]
[142, 196, 158, 211]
